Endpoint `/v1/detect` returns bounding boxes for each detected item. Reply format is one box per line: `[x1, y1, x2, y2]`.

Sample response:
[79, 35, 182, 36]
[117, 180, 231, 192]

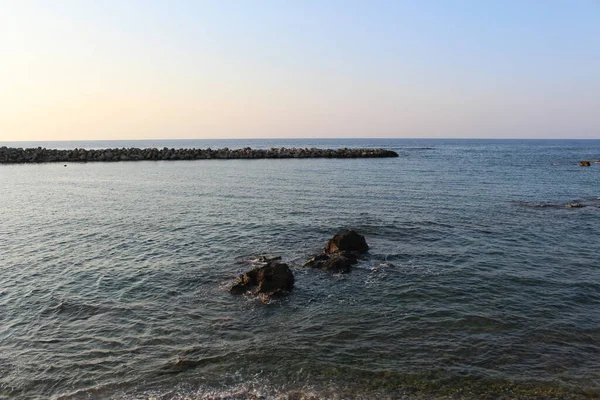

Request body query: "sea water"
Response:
[1, 139, 599, 399]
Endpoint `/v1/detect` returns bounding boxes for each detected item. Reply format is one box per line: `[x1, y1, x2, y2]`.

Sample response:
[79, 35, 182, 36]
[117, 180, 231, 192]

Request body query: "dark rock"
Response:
[324, 230, 369, 255]
[304, 252, 357, 273]
[304, 230, 369, 273]
[230, 262, 294, 302]
[580, 161, 591, 166]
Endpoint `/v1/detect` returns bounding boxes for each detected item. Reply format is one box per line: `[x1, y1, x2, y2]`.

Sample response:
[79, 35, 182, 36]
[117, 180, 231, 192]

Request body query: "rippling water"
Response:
[1, 139, 599, 399]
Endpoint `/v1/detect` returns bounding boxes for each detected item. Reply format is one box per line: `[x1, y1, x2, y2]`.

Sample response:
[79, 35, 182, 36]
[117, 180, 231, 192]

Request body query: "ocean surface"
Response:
[1, 139, 599, 400]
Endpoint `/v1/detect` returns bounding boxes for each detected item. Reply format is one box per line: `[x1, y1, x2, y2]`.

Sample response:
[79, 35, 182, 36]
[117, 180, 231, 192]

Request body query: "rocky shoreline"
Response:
[0, 146, 398, 164]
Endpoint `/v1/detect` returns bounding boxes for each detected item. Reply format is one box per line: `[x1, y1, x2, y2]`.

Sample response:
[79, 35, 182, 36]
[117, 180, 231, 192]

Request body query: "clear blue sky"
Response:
[1, 0, 599, 140]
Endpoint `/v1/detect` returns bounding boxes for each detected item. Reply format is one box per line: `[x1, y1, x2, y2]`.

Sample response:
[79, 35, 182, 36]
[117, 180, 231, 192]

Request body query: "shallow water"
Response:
[1, 139, 599, 399]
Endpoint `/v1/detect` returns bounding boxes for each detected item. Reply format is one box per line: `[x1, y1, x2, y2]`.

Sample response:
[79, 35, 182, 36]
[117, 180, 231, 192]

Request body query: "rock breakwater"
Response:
[0, 146, 398, 164]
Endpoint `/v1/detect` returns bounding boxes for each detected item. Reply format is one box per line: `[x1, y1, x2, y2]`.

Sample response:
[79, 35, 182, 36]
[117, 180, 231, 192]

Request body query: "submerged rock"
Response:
[230, 262, 294, 302]
[161, 357, 204, 373]
[304, 230, 369, 273]
[513, 199, 600, 209]
[304, 252, 357, 273]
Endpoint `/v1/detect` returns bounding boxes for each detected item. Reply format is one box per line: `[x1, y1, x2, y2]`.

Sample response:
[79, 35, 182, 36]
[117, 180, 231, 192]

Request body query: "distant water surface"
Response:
[1, 139, 599, 399]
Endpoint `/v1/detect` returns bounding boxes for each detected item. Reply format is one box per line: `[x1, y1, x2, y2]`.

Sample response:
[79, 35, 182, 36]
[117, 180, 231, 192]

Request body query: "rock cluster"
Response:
[229, 230, 369, 303]
[0, 146, 399, 164]
[304, 230, 369, 273]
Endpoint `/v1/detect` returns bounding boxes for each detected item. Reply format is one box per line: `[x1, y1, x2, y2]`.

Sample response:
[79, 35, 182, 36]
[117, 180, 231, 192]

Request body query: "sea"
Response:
[1, 139, 599, 400]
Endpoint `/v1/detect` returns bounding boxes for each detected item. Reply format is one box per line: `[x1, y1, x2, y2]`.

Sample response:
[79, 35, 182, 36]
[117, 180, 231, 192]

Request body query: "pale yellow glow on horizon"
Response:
[1, 1, 598, 141]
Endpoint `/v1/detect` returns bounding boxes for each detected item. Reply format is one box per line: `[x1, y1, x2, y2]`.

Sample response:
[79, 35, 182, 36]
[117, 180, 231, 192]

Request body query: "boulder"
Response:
[304, 230, 369, 273]
[230, 262, 294, 302]
[579, 161, 591, 167]
[325, 230, 369, 255]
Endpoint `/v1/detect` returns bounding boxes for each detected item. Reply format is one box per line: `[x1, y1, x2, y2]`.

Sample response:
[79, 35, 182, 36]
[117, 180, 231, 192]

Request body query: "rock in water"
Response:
[230, 262, 294, 302]
[304, 230, 369, 273]
[325, 230, 369, 255]
[161, 357, 203, 374]
[579, 161, 591, 166]
[303, 253, 357, 273]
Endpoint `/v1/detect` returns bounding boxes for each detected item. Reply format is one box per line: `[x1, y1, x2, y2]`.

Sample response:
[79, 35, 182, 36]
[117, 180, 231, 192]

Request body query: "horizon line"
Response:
[2, 137, 600, 143]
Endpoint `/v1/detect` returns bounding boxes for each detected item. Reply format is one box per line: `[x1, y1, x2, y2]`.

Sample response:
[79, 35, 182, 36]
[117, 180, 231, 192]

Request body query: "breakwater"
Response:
[0, 146, 398, 164]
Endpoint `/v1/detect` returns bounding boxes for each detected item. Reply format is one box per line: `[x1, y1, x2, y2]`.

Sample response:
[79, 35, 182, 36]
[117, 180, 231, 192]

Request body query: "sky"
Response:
[1, 1, 599, 141]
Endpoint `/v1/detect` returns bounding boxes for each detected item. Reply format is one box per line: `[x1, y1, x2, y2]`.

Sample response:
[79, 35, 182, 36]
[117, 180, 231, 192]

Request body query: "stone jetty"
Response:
[0, 146, 398, 164]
